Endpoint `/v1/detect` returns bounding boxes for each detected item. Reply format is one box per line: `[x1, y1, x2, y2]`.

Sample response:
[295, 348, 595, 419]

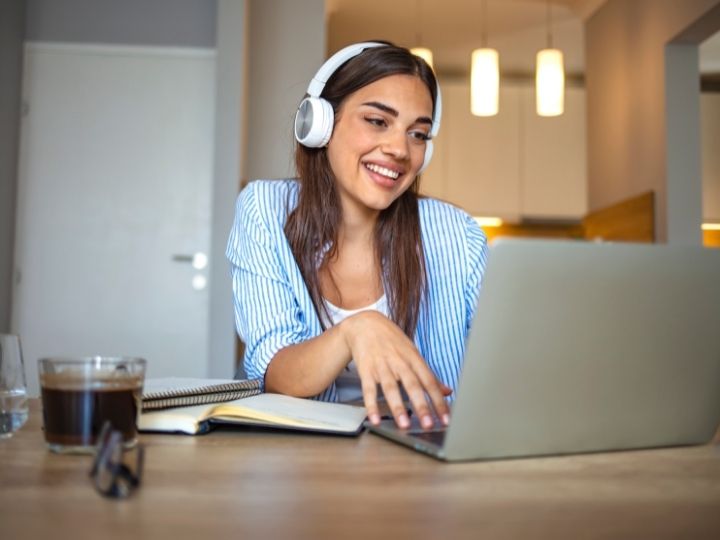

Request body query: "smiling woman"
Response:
[226, 42, 488, 432]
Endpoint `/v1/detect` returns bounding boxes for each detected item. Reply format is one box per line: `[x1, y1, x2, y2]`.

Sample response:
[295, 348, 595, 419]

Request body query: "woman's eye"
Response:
[365, 117, 387, 128]
[409, 131, 431, 142]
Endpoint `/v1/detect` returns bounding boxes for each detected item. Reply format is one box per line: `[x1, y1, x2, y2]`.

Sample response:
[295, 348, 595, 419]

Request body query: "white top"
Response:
[323, 295, 389, 403]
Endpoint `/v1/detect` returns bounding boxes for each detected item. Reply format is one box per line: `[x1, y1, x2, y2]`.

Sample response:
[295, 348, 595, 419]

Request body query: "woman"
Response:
[227, 42, 488, 430]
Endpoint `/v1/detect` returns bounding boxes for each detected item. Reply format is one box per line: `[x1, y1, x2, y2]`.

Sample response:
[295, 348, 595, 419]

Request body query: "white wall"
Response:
[245, 0, 326, 182]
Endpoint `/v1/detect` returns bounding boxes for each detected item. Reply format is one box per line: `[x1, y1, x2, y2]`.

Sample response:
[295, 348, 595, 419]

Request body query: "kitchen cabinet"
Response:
[421, 79, 587, 222]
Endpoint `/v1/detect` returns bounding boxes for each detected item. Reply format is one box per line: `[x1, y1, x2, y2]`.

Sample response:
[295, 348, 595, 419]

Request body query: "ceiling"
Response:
[326, 0, 606, 75]
[327, 0, 720, 76]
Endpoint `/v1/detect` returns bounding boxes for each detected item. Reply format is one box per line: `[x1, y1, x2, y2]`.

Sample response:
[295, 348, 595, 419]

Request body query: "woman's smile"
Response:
[363, 160, 406, 189]
[363, 161, 402, 181]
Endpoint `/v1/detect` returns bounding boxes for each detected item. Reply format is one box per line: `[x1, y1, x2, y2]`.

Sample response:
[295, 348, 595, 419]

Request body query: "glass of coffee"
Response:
[38, 357, 146, 454]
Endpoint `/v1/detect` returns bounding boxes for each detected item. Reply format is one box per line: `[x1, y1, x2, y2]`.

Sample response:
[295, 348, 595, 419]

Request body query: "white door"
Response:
[13, 43, 215, 395]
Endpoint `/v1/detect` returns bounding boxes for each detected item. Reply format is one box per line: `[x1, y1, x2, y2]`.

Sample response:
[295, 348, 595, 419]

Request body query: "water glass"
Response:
[0, 334, 28, 438]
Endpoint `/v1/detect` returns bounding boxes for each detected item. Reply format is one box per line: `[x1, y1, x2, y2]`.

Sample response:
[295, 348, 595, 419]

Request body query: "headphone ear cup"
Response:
[418, 140, 434, 174]
[294, 96, 334, 148]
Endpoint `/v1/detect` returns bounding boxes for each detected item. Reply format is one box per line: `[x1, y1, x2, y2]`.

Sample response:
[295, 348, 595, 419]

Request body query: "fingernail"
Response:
[399, 414, 410, 429]
[421, 415, 433, 429]
[442, 414, 450, 426]
[369, 413, 381, 425]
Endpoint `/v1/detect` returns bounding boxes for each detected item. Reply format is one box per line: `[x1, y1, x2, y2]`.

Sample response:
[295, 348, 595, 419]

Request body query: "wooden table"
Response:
[1, 401, 719, 540]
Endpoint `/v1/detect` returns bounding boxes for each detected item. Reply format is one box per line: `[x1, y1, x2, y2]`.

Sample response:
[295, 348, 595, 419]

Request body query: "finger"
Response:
[377, 366, 410, 429]
[424, 383, 451, 427]
[394, 366, 435, 430]
[359, 375, 381, 425]
[413, 366, 452, 426]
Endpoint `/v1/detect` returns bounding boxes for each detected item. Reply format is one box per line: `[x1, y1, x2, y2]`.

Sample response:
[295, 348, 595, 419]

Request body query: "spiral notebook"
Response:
[142, 377, 262, 411]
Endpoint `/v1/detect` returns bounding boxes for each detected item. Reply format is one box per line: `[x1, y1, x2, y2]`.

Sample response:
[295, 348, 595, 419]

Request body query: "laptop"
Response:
[368, 238, 720, 461]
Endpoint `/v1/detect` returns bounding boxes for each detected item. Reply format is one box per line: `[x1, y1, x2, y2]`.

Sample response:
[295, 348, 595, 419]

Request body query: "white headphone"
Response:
[294, 42, 442, 174]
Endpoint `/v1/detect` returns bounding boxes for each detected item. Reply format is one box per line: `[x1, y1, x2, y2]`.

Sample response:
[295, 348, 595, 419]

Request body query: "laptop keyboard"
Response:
[408, 429, 446, 447]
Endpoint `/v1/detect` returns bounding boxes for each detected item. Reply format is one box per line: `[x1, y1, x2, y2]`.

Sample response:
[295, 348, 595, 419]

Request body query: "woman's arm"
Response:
[264, 323, 350, 398]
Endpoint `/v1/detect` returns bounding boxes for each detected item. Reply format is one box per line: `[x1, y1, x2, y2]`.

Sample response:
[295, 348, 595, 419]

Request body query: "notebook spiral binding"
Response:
[142, 379, 262, 412]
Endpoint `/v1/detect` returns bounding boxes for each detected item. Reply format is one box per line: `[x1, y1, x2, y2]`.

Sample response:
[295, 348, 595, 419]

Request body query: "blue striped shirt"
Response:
[226, 179, 489, 402]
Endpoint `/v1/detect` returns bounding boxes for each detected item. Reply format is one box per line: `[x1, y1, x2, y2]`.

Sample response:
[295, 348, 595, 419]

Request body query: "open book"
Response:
[142, 377, 262, 411]
[138, 393, 368, 436]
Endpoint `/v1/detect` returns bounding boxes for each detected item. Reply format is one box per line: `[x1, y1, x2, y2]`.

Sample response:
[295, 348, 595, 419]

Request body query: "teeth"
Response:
[365, 163, 400, 180]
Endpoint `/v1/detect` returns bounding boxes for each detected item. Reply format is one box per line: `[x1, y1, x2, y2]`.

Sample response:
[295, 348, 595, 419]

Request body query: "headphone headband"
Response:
[430, 84, 442, 138]
[307, 42, 386, 97]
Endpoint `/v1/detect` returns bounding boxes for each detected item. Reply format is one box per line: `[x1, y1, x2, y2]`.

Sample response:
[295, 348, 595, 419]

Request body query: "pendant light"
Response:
[410, 0, 434, 69]
[536, 0, 565, 116]
[470, 0, 499, 117]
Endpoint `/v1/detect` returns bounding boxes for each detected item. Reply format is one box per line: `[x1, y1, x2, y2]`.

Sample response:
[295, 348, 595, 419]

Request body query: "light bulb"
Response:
[536, 48, 565, 116]
[470, 48, 499, 117]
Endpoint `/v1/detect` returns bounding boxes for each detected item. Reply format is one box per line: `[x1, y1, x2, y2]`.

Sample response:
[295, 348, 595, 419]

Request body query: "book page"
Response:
[212, 394, 367, 431]
[138, 402, 217, 434]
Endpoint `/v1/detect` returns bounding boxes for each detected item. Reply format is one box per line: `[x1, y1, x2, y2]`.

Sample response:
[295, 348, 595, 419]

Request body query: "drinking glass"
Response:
[0, 334, 29, 439]
[38, 356, 146, 453]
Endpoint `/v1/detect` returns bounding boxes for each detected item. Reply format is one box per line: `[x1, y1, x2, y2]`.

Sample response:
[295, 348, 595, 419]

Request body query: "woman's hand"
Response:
[339, 311, 452, 430]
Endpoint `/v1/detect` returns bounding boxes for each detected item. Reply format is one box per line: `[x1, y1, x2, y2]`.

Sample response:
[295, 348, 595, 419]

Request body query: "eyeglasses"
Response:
[89, 421, 144, 498]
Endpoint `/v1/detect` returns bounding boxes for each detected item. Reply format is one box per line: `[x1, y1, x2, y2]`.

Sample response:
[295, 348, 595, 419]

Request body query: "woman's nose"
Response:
[380, 128, 409, 160]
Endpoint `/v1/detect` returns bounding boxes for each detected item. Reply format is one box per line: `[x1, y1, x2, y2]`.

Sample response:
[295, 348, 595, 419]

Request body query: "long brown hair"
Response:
[285, 43, 437, 337]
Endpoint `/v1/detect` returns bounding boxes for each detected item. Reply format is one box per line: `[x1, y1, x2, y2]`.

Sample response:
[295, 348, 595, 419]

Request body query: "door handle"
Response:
[171, 252, 208, 269]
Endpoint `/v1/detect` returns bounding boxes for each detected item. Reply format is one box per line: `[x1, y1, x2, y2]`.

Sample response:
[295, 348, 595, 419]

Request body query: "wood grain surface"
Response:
[1, 401, 719, 540]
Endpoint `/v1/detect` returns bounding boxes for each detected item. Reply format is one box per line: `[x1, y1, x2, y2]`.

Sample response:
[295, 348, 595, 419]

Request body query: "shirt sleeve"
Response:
[226, 184, 312, 385]
[463, 214, 489, 333]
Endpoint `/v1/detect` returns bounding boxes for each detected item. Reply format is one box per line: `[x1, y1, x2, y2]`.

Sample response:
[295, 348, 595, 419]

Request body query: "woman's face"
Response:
[326, 74, 434, 221]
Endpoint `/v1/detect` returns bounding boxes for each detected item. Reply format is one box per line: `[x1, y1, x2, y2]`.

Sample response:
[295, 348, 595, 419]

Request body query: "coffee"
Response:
[38, 357, 146, 453]
[40, 376, 141, 446]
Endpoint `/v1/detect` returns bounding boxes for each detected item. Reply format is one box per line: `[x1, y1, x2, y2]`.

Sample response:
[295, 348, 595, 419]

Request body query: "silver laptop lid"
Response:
[443, 239, 720, 461]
